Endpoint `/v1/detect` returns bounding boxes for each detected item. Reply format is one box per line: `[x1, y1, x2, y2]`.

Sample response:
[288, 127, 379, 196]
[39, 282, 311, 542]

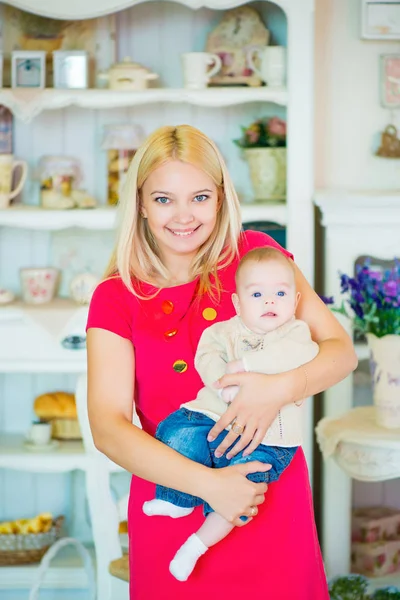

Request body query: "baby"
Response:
[143, 246, 319, 581]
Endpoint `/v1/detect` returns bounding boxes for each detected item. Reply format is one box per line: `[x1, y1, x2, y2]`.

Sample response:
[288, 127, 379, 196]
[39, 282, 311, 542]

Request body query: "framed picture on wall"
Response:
[380, 54, 400, 108]
[361, 0, 400, 40]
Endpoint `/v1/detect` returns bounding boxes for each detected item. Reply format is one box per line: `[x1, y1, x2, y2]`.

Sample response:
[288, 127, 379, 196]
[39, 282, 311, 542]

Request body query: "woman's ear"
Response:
[232, 293, 240, 316]
[140, 205, 147, 218]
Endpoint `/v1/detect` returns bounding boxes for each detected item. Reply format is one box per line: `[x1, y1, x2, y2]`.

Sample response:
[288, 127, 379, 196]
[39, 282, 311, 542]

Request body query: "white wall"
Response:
[315, 0, 400, 190]
[315, 0, 400, 510]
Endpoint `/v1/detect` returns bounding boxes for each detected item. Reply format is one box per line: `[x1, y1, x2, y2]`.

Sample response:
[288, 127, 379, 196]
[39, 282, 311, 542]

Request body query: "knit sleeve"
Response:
[86, 277, 133, 340]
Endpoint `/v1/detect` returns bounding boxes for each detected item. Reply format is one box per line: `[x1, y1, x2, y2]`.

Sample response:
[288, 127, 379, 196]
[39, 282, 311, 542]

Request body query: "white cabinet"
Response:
[315, 189, 400, 590]
[0, 1, 315, 596]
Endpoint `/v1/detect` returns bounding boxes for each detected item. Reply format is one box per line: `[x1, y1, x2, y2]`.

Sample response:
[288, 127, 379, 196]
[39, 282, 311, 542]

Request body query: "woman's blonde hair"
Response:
[104, 124, 242, 298]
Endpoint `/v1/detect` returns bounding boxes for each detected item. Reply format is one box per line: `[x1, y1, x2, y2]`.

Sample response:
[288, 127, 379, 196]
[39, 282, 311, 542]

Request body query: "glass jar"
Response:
[38, 155, 82, 209]
[101, 124, 145, 205]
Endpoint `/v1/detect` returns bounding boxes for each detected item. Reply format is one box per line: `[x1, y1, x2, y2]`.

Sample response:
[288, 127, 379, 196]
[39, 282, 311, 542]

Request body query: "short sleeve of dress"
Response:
[86, 277, 132, 340]
[239, 229, 294, 261]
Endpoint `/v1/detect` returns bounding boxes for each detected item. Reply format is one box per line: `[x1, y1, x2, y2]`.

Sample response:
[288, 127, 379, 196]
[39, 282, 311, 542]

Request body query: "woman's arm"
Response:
[87, 328, 268, 526]
[207, 262, 358, 457]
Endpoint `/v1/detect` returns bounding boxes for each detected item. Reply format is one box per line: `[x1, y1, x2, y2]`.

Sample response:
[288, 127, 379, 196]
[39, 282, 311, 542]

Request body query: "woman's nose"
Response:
[175, 207, 195, 223]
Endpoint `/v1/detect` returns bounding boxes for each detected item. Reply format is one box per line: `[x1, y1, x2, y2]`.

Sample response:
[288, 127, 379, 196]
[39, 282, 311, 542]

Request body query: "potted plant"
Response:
[322, 259, 400, 428]
[329, 575, 400, 600]
[233, 116, 286, 203]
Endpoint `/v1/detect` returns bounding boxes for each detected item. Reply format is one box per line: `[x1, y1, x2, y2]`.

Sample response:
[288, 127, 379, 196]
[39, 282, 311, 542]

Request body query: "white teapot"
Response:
[97, 57, 159, 91]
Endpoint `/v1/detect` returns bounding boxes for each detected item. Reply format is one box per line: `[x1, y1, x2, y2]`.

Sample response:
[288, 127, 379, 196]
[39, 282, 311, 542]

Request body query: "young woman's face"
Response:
[140, 160, 219, 262]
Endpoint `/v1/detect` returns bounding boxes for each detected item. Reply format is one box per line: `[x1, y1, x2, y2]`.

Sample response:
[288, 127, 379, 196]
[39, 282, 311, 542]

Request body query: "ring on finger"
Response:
[250, 506, 257, 517]
[231, 419, 245, 435]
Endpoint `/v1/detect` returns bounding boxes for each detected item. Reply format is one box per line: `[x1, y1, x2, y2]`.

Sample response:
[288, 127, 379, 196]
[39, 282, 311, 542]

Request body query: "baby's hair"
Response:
[235, 246, 294, 285]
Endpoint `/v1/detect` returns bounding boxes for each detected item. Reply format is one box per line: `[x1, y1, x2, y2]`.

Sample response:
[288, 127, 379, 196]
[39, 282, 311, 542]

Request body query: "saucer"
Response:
[23, 440, 60, 452]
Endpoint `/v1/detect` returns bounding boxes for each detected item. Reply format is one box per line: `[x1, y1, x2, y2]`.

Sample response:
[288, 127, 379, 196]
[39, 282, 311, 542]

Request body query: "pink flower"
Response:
[268, 117, 286, 137]
[246, 129, 260, 144]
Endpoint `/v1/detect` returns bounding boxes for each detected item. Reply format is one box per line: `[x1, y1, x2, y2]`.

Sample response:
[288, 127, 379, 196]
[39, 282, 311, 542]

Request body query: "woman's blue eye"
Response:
[194, 194, 208, 202]
[155, 197, 170, 204]
[277, 291, 286, 297]
[252, 292, 262, 298]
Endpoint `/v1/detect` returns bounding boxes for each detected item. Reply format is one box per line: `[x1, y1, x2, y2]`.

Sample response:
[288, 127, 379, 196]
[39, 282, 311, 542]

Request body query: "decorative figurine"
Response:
[376, 124, 400, 158]
[205, 6, 269, 87]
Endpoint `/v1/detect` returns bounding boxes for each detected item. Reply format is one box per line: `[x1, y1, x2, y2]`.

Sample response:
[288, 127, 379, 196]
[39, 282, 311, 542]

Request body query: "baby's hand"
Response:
[221, 385, 240, 404]
[226, 359, 245, 374]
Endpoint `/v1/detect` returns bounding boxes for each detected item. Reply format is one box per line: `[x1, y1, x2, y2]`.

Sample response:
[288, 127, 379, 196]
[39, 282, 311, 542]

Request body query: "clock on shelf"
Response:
[206, 6, 270, 87]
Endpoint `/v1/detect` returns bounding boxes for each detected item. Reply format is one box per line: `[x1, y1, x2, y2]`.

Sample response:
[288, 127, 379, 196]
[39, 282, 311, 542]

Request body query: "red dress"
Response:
[87, 230, 329, 600]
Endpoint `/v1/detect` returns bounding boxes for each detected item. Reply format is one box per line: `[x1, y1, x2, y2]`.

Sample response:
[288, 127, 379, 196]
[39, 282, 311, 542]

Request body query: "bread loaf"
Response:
[34, 391, 77, 420]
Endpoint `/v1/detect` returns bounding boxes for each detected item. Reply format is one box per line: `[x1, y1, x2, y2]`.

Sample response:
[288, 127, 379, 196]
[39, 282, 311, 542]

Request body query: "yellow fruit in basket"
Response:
[0, 512, 54, 535]
[16, 520, 30, 534]
[38, 513, 53, 532]
[0, 522, 13, 534]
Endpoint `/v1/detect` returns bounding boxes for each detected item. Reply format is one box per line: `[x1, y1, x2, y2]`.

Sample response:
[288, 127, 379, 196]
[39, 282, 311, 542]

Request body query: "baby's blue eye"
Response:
[277, 291, 286, 297]
[155, 197, 170, 204]
[194, 194, 208, 202]
[252, 292, 262, 298]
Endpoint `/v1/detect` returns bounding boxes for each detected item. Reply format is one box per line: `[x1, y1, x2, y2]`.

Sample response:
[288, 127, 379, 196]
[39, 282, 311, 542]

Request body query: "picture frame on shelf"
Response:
[53, 50, 89, 89]
[0, 5, 116, 88]
[380, 54, 400, 108]
[361, 0, 400, 40]
[11, 50, 46, 88]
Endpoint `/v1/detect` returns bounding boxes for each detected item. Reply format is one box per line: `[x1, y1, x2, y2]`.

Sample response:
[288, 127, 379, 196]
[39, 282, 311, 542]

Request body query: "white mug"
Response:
[181, 52, 222, 90]
[28, 422, 52, 446]
[247, 46, 286, 87]
[0, 154, 28, 209]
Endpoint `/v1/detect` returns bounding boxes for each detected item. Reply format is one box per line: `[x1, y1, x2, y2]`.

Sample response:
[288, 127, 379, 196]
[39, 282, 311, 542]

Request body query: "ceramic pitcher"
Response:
[0, 154, 28, 209]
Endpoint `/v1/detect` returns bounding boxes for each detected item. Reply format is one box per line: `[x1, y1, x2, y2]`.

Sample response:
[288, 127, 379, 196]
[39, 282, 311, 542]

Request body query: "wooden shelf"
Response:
[0, 202, 287, 230]
[0, 87, 288, 122]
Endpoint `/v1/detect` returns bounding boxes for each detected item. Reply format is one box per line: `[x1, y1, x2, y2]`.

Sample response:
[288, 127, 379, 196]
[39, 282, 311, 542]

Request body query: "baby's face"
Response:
[233, 259, 299, 334]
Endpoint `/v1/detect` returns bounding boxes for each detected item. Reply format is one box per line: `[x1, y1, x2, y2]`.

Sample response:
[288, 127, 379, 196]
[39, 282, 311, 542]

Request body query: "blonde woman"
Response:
[86, 125, 357, 599]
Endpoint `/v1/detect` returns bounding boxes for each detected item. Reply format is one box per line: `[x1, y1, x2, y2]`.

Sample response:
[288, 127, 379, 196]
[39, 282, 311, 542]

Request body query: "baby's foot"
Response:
[142, 499, 194, 518]
[169, 534, 208, 581]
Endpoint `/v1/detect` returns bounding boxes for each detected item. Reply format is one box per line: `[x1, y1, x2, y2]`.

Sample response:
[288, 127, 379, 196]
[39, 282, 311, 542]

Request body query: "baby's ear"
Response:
[294, 291, 301, 311]
[232, 293, 240, 316]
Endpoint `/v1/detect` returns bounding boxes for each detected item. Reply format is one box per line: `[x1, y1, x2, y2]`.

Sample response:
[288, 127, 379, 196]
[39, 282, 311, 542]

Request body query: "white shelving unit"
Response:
[0, 0, 315, 597]
[315, 188, 400, 587]
[0, 201, 287, 230]
[0, 87, 288, 122]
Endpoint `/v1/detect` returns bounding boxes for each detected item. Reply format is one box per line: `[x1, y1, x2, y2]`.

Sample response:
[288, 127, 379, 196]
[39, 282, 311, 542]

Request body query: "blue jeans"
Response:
[155, 408, 297, 516]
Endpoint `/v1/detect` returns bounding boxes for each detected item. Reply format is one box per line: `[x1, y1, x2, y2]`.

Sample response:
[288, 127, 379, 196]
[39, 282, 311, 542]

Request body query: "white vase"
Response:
[243, 147, 286, 202]
[367, 333, 400, 429]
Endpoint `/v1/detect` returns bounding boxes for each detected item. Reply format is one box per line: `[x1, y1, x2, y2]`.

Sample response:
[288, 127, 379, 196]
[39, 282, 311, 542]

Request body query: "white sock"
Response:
[142, 499, 194, 518]
[169, 534, 208, 581]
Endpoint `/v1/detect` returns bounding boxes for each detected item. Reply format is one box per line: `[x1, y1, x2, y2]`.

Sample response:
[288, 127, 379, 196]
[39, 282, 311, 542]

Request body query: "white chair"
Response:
[75, 373, 130, 600]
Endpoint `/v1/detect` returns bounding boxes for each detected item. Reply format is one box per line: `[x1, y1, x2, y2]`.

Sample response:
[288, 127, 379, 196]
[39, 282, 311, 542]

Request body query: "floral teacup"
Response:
[20, 268, 60, 304]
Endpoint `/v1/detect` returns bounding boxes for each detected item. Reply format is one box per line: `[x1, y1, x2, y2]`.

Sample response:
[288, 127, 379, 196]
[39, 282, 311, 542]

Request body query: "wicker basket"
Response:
[0, 516, 64, 565]
[51, 418, 82, 440]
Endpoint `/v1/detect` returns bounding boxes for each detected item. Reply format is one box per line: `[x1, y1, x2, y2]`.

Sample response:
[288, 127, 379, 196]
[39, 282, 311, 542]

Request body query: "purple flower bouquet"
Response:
[323, 259, 400, 338]
[323, 259, 400, 428]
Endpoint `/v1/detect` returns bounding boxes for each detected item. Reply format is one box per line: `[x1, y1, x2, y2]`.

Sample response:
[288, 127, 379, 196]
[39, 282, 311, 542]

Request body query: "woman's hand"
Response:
[208, 371, 294, 459]
[202, 461, 270, 527]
